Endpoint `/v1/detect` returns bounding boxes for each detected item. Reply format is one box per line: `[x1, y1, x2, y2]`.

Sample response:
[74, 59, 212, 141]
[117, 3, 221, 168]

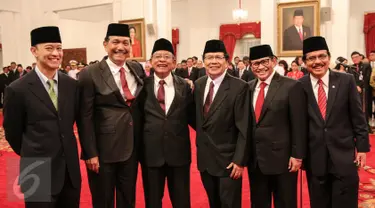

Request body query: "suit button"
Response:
[129, 122, 133, 126]
[324, 128, 327, 132]
[61, 134, 64, 138]
[58, 117, 62, 121]
[256, 140, 260, 144]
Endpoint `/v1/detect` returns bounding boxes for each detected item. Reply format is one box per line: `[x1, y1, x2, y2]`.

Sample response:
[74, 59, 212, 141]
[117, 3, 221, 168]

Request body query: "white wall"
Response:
[348, 0, 375, 60]
[172, 0, 260, 62]
[58, 19, 110, 62]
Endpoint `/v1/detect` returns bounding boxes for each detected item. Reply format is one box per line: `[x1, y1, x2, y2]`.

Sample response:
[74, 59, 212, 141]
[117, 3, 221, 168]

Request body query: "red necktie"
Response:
[299, 28, 303, 41]
[119, 67, 135, 106]
[203, 81, 214, 118]
[255, 82, 267, 123]
[157, 80, 166, 112]
[317, 79, 327, 120]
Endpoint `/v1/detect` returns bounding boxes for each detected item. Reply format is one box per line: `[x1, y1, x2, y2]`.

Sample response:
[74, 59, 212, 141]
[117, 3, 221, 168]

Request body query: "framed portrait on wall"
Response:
[277, 1, 320, 57]
[119, 18, 146, 62]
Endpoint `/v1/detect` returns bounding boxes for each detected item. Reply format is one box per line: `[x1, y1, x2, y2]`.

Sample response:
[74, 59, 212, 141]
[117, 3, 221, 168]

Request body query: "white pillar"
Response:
[331, 0, 349, 60]
[260, 0, 277, 49]
[156, 0, 171, 40]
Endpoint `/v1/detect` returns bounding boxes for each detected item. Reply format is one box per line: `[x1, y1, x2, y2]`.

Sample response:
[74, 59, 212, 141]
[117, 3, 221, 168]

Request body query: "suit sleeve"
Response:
[186, 82, 196, 129]
[3, 86, 24, 155]
[348, 75, 370, 152]
[288, 81, 308, 159]
[77, 68, 98, 160]
[232, 83, 250, 166]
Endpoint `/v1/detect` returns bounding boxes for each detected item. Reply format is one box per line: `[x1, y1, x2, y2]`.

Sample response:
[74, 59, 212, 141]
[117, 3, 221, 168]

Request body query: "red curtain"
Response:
[172, 28, 180, 59]
[219, 22, 261, 62]
[222, 34, 237, 62]
[364, 13, 375, 57]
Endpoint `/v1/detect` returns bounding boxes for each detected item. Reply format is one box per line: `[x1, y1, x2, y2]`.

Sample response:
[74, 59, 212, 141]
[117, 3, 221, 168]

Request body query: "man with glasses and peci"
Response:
[138, 38, 195, 208]
[247, 45, 308, 208]
[299, 36, 369, 208]
[194, 39, 250, 208]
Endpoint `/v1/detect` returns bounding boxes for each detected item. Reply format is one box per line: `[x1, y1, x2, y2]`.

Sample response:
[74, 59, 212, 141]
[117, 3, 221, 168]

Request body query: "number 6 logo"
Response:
[13, 160, 46, 199]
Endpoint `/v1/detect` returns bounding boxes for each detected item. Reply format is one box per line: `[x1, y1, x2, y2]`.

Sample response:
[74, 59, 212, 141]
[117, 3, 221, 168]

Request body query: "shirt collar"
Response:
[106, 57, 129, 74]
[35, 66, 58, 83]
[310, 70, 330, 87]
[256, 69, 276, 88]
[207, 70, 226, 86]
[154, 72, 173, 86]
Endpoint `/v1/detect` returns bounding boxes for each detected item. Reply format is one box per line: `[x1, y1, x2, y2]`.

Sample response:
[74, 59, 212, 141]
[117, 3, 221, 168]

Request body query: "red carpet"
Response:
[0, 117, 374, 207]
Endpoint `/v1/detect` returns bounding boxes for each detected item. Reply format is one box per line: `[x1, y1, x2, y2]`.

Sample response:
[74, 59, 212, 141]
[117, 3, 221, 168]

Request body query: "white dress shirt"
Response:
[106, 58, 137, 100]
[274, 65, 285, 76]
[35, 66, 59, 96]
[253, 70, 276, 108]
[239, 68, 245, 78]
[204, 71, 226, 105]
[295, 25, 303, 36]
[188, 67, 193, 76]
[371, 61, 375, 69]
[68, 69, 79, 80]
[154, 73, 175, 114]
[310, 70, 329, 102]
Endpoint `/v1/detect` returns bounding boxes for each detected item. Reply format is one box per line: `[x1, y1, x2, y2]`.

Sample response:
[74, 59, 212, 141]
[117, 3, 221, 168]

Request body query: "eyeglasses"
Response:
[152, 54, 174, 60]
[204, 55, 226, 61]
[305, 54, 329, 62]
[251, 59, 270, 68]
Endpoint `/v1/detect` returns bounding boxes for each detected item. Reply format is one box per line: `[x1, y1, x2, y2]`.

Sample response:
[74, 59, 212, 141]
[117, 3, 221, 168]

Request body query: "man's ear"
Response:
[30, 46, 38, 57]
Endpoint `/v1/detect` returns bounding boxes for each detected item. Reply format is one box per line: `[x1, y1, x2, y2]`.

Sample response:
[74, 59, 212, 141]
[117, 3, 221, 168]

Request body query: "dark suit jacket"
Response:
[77, 57, 145, 163]
[139, 74, 195, 167]
[299, 71, 369, 176]
[3, 70, 81, 194]
[194, 74, 249, 177]
[197, 68, 206, 78]
[175, 67, 199, 82]
[283, 25, 312, 51]
[8, 69, 20, 83]
[248, 73, 308, 175]
[234, 69, 256, 82]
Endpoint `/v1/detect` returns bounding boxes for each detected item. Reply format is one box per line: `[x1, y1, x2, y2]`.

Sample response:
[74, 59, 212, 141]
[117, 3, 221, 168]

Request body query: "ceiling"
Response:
[56, 3, 112, 22]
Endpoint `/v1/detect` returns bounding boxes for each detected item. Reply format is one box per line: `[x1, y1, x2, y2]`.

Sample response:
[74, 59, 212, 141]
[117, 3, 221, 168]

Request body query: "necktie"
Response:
[47, 79, 58, 110]
[317, 79, 327, 120]
[203, 81, 214, 118]
[119, 67, 135, 106]
[298, 28, 303, 41]
[157, 80, 166, 112]
[255, 82, 267, 123]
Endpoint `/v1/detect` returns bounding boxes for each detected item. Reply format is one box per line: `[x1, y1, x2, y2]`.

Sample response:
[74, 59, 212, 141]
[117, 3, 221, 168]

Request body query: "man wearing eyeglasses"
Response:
[77, 23, 145, 208]
[194, 39, 249, 208]
[247, 44, 307, 208]
[299, 36, 369, 208]
[138, 38, 195, 208]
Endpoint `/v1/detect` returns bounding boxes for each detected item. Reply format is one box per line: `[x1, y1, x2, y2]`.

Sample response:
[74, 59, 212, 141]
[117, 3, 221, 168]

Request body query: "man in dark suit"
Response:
[0, 67, 10, 107]
[8, 61, 20, 83]
[247, 45, 307, 208]
[3, 26, 81, 208]
[194, 39, 249, 208]
[78, 23, 145, 208]
[175, 58, 199, 82]
[283, 9, 312, 51]
[139, 38, 195, 208]
[299, 36, 369, 208]
[349, 51, 373, 132]
[234, 60, 255, 82]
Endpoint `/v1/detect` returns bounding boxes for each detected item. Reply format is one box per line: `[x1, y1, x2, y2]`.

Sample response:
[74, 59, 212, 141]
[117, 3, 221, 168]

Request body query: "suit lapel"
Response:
[249, 80, 257, 121]
[126, 61, 144, 98]
[302, 76, 325, 122]
[258, 73, 281, 122]
[57, 72, 68, 114]
[199, 76, 208, 120]
[27, 70, 58, 115]
[326, 70, 340, 121]
[167, 75, 183, 117]
[99, 59, 127, 106]
[204, 75, 229, 123]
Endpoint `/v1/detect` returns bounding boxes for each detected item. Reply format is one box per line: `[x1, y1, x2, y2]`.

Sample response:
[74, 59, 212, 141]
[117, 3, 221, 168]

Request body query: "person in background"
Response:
[144, 60, 152, 77]
[227, 62, 236, 76]
[287, 60, 304, 80]
[25, 66, 32, 73]
[295, 56, 308, 75]
[278, 60, 289, 76]
[192, 56, 198, 67]
[68, 60, 79, 80]
[32, 62, 37, 70]
[333, 57, 348, 73]
[234, 56, 240, 69]
[234, 60, 255, 81]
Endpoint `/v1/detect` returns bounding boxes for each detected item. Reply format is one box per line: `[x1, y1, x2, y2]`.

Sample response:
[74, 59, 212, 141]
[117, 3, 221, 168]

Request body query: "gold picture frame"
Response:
[277, 1, 320, 57]
[119, 18, 147, 62]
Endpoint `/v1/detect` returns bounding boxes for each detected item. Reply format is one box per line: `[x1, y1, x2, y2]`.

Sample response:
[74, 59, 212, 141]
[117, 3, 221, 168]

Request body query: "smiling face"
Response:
[251, 56, 276, 81]
[30, 43, 63, 71]
[304, 50, 330, 79]
[151, 50, 175, 79]
[104, 36, 131, 66]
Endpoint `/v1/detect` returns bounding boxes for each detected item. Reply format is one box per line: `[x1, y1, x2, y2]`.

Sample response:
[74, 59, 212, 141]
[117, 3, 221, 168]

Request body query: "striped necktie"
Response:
[47, 79, 58, 110]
